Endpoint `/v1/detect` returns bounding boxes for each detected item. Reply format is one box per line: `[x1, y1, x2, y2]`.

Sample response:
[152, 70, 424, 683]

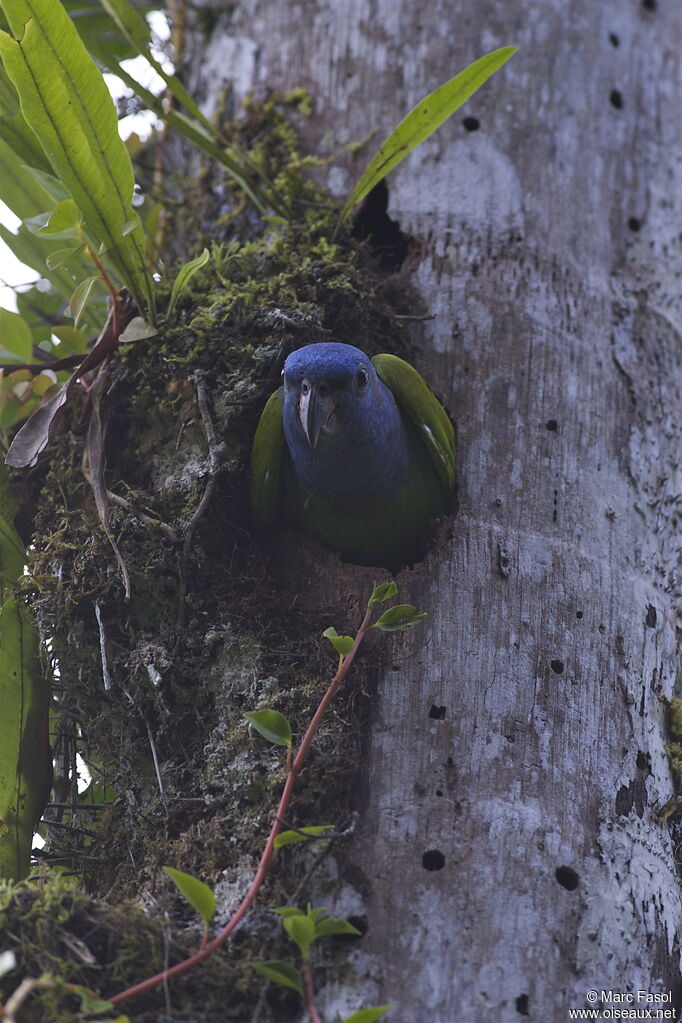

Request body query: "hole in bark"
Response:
[609, 89, 623, 109]
[462, 116, 480, 131]
[545, 418, 558, 431]
[429, 704, 446, 719]
[642, 0, 656, 9]
[422, 849, 445, 871]
[576, 611, 583, 619]
[628, 216, 642, 232]
[353, 179, 408, 272]
[553, 489, 558, 523]
[636, 750, 651, 772]
[555, 865, 579, 890]
[550, 659, 565, 675]
[608, 32, 619, 46]
[645, 604, 657, 628]
[516, 993, 530, 1015]
[436, 789, 444, 796]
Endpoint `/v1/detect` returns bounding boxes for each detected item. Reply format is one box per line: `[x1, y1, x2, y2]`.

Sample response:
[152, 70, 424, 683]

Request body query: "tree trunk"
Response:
[188, 1, 682, 1019]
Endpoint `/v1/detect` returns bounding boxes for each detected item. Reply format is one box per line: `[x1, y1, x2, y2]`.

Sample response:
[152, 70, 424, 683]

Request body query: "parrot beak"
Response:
[299, 381, 337, 448]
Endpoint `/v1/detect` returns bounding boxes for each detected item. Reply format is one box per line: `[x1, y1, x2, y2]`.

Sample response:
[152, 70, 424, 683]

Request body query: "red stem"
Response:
[303, 960, 322, 1023]
[110, 605, 374, 1006]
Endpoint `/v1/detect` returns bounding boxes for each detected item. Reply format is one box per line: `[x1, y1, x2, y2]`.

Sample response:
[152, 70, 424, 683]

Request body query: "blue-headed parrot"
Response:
[250, 342, 455, 570]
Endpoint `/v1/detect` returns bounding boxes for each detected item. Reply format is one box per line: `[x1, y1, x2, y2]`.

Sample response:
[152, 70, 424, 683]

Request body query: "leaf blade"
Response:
[340, 46, 517, 222]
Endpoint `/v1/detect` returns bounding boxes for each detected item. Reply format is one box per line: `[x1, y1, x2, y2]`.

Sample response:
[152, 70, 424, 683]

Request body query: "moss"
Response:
[14, 93, 422, 1018]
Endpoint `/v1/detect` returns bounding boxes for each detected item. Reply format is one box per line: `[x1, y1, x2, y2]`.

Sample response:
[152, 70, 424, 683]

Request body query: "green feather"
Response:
[250, 387, 284, 527]
[372, 353, 456, 493]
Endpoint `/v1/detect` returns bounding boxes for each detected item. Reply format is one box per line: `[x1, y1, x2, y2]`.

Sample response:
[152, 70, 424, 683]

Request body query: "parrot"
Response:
[250, 341, 455, 570]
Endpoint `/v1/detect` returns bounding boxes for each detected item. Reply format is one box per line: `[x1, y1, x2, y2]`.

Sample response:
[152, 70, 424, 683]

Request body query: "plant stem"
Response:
[110, 603, 374, 1006]
[303, 960, 323, 1023]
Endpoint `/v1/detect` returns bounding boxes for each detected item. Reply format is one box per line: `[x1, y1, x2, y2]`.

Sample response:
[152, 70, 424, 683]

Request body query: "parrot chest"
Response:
[282, 423, 448, 569]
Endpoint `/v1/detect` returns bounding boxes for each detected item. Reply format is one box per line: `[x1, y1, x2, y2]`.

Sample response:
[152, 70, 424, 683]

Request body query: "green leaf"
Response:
[52, 324, 88, 354]
[167, 247, 210, 320]
[244, 709, 292, 747]
[0, 0, 155, 317]
[45, 243, 85, 270]
[251, 960, 304, 995]
[118, 316, 158, 343]
[272, 906, 307, 918]
[339, 46, 517, 222]
[162, 866, 216, 928]
[69, 275, 99, 326]
[282, 913, 316, 957]
[0, 308, 32, 361]
[368, 581, 398, 607]
[71, 985, 115, 1014]
[322, 626, 354, 656]
[342, 1007, 391, 1023]
[38, 198, 81, 235]
[274, 825, 334, 849]
[372, 604, 428, 632]
[0, 134, 54, 220]
[314, 916, 362, 939]
[0, 469, 50, 883]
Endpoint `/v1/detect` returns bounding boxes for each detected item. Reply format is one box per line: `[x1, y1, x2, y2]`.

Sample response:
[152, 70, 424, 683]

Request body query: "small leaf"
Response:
[46, 244, 85, 270]
[252, 960, 304, 995]
[118, 317, 158, 343]
[70, 276, 99, 326]
[339, 46, 517, 223]
[282, 913, 316, 957]
[167, 248, 210, 320]
[244, 709, 292, 747]
[273, 906, 307, 918]
[342, 1007, 392, 1023]
[275, 825, 334, 849]
[373, 604, 428, 632]
[314, 916, 362, 939]
[31, 371, 58, 396]
[163, 866, 216, 928]
[52, 325, 88, 354]
[71, 985, 115, 1014]
[121, 219, 141, 237]
[0, 309, 32, 361]
[322, 626, 354, 656]
[368, 581, 398, 607]
[38, 198, 82, 235]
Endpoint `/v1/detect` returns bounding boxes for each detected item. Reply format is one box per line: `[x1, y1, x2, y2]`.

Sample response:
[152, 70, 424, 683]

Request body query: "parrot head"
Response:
[283, 342, 378, 449]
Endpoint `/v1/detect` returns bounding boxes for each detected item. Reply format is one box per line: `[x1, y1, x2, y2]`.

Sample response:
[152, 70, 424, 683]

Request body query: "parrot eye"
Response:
[355, 366, 369, 391]
[300, 380, 310, 396]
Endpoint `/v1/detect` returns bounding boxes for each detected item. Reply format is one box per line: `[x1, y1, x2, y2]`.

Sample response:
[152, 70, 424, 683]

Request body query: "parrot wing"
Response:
[250, 387, 285, 526]
[373, 353, 455, 494]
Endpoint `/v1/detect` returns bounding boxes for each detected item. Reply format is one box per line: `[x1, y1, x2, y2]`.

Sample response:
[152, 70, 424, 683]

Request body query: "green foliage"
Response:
[373, 603, 427, 632]
[0, 462, 49, 881]
[272, 904, 360, 961]
[251, 959, 303, 994]
[340, 45, 517, 223]
[163, 866, 217, 930]
[274, 824, 334, 849]
[368, 580, 398, 607]
[323, 625, 355, 657]
[342, 1008, 391, 1023]
[244, 709, 292, 747]
[167, 247, 211, 321]
[0, 0, 155, 317]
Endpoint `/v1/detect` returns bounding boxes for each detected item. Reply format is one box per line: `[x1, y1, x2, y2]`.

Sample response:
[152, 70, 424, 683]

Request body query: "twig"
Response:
[94, 602, 111, 691]
[177, 379, 223, 628]
[109, 603, 374, 1006]
[144, 714, 168, 815]
[106, 489, 179, 542]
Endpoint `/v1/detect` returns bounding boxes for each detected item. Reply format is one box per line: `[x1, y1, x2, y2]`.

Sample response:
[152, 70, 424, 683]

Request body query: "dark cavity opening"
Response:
[353, 179, 408, 272]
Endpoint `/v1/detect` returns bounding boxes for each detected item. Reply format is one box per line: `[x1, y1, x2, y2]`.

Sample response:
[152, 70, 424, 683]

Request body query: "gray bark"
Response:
[191, 1, 682, 1019]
